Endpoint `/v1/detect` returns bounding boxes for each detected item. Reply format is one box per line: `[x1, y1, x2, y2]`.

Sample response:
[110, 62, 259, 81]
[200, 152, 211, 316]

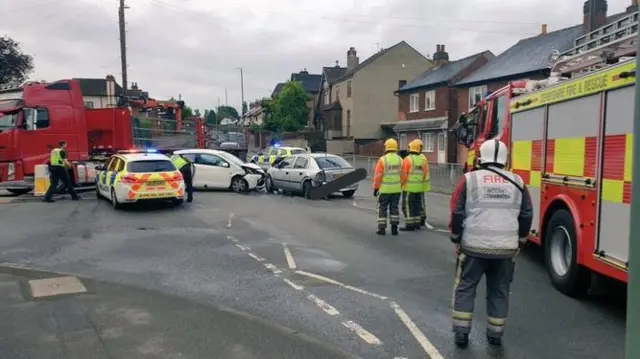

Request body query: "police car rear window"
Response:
[290, 149, 306, 155]
[127, 160, 175, 173]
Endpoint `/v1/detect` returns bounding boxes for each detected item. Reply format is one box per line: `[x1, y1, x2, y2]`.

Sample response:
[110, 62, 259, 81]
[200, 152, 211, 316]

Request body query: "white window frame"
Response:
[409, 93, 419, 113]
[437, 132, 446, 150]
[468, 85, 487, 108]
[421, 132, 435, 152]
[399, 133, 408, 150]
[424, 90, 435, 111]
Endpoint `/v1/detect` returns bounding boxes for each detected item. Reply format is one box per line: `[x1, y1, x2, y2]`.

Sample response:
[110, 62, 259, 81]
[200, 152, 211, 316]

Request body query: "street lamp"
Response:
[238, 68, 245, 116]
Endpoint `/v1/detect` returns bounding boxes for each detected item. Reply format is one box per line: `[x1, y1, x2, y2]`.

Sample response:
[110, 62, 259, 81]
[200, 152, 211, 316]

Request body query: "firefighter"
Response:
[400, 140, 427, 231]
[171, 154, 194, 203]
[411, 139, 431, 227]
[372, 138, 403, 236]
[43, 141, 80, 202]
[449, 139, 533, 347]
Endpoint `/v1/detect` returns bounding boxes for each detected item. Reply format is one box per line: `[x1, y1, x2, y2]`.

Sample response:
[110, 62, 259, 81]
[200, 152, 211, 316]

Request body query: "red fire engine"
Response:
[0, 79, 206, 194]
[454, 12, 636, 296]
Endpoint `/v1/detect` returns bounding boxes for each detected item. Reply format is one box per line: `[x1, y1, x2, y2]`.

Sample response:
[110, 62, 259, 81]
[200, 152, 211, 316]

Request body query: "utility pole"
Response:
[627, 26, 640, 359]
[118, 0, 128, 91]
[217, 96, 220, 109]
[225, 88, 228, 106]
[238, 68, 245, 115]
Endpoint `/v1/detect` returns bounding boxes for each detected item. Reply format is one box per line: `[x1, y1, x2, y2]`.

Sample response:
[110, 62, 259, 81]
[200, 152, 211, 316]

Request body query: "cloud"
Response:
[0, 0, 630, 111]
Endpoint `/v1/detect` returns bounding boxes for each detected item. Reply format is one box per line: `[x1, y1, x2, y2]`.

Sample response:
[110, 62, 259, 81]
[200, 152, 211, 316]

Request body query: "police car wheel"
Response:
[544, 209, 590, 297]
[110, 188, 123, 210]
[231, 176, 248, 193]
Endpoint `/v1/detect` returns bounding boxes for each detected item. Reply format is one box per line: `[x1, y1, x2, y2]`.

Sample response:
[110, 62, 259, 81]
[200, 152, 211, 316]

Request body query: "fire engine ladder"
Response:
[552, 11, 638, 76]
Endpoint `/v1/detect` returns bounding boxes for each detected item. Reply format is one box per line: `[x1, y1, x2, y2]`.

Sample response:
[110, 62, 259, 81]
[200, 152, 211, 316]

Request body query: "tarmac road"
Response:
[0, 187, 627, 359]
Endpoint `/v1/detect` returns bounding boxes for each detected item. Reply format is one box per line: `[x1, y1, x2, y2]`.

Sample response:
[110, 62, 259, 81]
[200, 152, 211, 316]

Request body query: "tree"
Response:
[181, 106, 193, 120]
[0, 36, 34, 86]
[216, 105, 240, 121]
[193, 109, 201, 116]
[263, 81, 310, 133]
[204, 109, 217, 125]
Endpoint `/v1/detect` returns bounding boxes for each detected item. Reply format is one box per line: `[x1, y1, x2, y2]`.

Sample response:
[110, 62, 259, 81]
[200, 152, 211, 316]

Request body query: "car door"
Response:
[290, 156, 309, 193]
[271, 156, 296, 189]
[178, 152, 198, 186]
[97, 157, 115, 195]
[195, 153, 233, 189]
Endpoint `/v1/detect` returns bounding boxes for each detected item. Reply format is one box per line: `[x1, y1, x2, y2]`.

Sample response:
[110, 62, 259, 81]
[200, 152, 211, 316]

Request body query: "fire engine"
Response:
[0, 79, 207, 195]
[454, 11, 637, 297]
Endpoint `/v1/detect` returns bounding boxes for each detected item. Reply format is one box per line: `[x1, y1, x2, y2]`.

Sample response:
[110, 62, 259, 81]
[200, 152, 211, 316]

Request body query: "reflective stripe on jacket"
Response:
[171, 155, 188, 170]
[460, 168, 524, 258]
[420, 153, 431, 192]
[50, 148, 64, 167]
[378, 153, 402, 194]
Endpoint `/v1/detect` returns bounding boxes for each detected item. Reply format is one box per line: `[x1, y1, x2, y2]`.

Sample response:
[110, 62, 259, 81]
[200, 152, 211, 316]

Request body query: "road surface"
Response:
[0, 188, 626, 358]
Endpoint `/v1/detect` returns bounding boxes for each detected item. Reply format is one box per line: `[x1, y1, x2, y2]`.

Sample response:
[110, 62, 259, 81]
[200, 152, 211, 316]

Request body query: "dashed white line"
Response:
[282, 243, 297, 269]
[341, 320, 382, 346]
[226, 213, 234, 229]
[235, 244, 250, 251]
[390, 301, 444, 359]
[264, 263, 283, 274]
[247, 253, 265, 261]
[424, 221, 435, 230]
[295, 270, 388, 300]
[283, 278, 305, 290]
[226, 235, 239, 243]
[307, 294, 340, 316]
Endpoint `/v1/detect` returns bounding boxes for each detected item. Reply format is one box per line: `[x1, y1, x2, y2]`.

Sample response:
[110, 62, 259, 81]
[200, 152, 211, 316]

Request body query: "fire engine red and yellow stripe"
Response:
[511, 140, 543, 188]
[601, 134, 633, 204]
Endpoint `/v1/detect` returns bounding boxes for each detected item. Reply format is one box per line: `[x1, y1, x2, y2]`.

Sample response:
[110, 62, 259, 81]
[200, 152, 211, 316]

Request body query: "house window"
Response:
[469, 85, 488, 108]
[346, 110, 351, 137]
[422, 132, 435, 152]
[324, 89, 330, 105]
[399, 134, 408, 149]
[437, 132, 446, 150]
[84, 101, 94, 109]
[424, 91, 435, 111]
[336, 85, 340, 99]
[409, 93, 419, 113]
[347, 81, 352, 98]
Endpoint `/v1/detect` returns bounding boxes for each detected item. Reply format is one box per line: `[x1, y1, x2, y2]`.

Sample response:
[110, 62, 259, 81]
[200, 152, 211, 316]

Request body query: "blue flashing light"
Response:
[273, 143, 281, 148]
[145, 148, 158, 153]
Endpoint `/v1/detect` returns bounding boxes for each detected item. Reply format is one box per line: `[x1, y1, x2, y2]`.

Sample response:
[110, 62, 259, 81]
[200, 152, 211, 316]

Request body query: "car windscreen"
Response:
[127, 160, 175, 173]
[290, 149, 306, 155]
[314, 156, 352, 169]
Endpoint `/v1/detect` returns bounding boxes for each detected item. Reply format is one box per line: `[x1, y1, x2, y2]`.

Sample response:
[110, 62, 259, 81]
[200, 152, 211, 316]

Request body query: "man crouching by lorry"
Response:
[43, 141, 80, 202]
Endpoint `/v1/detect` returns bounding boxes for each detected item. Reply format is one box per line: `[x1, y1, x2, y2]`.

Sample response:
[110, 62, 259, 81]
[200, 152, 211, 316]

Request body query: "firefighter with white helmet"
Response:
[449, 139, 533, 347]
[372, 138, 404, 235]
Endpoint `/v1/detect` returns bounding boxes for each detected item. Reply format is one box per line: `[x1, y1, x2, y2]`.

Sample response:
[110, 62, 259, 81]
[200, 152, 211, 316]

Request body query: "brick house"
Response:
[453, 0, 631, 164]
[394, 45, 493, 164]
[316, 41, 433, 155]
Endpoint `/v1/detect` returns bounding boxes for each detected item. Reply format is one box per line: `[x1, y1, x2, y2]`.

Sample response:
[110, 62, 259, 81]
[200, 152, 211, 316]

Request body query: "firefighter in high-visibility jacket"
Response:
[449, 139, 533, 348]
[372, 138, 403, 236]
[171, 154, 194, 203]
[400, 140, 428, 231]
[412, 139, 431, 227]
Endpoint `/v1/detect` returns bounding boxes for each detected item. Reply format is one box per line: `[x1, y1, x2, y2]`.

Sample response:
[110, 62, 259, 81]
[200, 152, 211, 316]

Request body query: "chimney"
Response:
[583, 0, 608, 34]
[300, 68, 308, 74]
[433, 44, 449, 68]
[334, 60, 340, 67]
[540, 24, 548, 35]
[347, 47, 359, 72]
[627, 0, 638, 13]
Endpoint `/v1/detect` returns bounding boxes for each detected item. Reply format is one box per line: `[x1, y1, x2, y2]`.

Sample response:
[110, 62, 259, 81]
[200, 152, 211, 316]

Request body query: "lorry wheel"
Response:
[7, 189, 30, 196]
[110, 188, 123, 210]
[544, 209, 591, 297]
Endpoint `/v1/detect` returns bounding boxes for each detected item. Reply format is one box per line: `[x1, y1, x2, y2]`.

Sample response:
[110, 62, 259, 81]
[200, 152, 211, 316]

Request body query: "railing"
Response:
[343, 154, 465, 195]
[132, 116, 198, 149]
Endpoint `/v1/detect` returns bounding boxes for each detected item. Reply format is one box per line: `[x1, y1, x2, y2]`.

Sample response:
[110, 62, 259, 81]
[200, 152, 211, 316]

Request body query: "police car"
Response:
[250, 145, 307, 169]
[95, 150, 186, 209]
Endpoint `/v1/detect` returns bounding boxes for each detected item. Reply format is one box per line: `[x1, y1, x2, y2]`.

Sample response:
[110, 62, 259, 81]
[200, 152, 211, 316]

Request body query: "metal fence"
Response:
[343, 154, 465, 195]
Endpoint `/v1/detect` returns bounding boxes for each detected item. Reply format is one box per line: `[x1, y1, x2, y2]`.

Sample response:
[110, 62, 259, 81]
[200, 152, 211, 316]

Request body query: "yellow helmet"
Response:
[409, 139, 422, 153]
[384, 138, 398, 152]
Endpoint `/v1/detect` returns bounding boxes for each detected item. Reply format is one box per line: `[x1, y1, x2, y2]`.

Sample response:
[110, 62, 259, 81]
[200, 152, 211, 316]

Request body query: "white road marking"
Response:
[226, 235, 239, 243]
[235, 244, 249, 251]
[341, 320, 382, 346]
[264, 263, 283, 274]
[390, 302, 444, 359]
[307, 294, 339, 316]
[226, 213, 234, 229]
[435, 229, 448, 233]
[424, 221, 435, 230]
[282, 243, 297, 269]
[295, 270, 387, 300]
[248, 253, 265, 262]
[394, 357, 408, 359]
[283, 278, 304, 290]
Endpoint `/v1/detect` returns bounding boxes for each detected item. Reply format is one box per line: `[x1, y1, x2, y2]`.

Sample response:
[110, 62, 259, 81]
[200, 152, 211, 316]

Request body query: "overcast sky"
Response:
[1, 0, 629, 112]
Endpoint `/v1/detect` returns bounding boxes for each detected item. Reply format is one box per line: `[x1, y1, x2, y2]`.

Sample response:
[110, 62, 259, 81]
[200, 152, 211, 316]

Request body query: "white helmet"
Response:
[478, 139, 508, 166]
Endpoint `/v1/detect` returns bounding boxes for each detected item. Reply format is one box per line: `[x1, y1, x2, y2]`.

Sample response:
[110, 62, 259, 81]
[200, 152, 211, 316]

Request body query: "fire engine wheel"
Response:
[544, 209, 590, 297]
[110, 188, 123, 210]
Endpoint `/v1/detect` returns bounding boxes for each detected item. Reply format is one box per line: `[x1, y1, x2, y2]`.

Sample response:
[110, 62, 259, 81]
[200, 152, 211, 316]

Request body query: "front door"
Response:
[272, 156, 296, 189]
[437, 133, 446, 163]
[195, 153, 232, 189]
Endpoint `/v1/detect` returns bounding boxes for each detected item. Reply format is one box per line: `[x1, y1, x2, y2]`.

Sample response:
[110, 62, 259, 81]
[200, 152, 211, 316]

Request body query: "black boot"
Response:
[391, 225, 398, 236]
[420, 218, 426, 227]
[455, 333, 469, 348]
[376, 228, 386, 235]
[487, 336, 502, 346]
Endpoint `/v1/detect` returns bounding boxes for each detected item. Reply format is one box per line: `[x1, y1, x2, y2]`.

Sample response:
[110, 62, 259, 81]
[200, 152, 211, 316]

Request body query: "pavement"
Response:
[0, 186, 627, 359]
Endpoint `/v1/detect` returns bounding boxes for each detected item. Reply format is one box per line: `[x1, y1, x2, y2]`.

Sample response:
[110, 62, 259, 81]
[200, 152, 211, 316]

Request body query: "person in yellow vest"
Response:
[171, 153, 194, 203]
[400, 140, 428, 231]
[43, 141, 80, 202]
[413, 139, 431, 228]
[372, 138, 404, 236]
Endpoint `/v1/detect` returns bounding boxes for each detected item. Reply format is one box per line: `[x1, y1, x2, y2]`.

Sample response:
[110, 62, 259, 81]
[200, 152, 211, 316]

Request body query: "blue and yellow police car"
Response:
[250, 145, 307, 169]
[95, 150, 186, 209]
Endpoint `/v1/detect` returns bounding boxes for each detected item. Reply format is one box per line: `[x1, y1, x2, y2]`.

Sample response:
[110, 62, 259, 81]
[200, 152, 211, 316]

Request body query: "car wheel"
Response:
[302, 180, 313, 199]
[544, 209, 591, 297]
[265, 175, 274, 193]
[231, 176, 248, 193]
[110, 188, 122, 210]
[7, 188, 30, 196]
[342, 190, 356, 198]
[96, 185, 102, 199]
[171, 198, 183, 207]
